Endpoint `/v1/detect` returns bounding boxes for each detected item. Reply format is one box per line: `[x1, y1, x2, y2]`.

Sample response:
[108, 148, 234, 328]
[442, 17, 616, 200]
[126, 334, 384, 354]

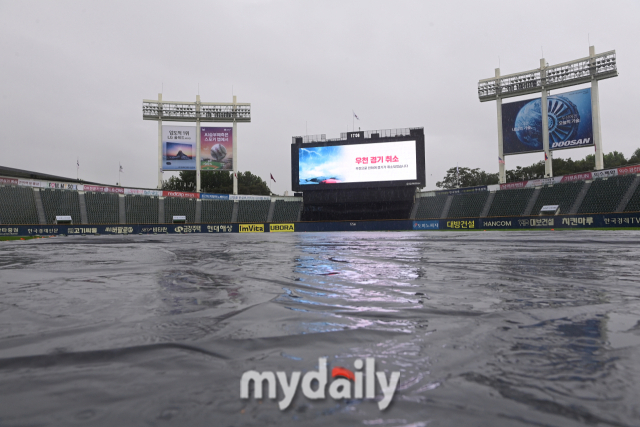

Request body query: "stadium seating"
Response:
[487, 188, 534, 217]
[40, 188, 81, 224]
[237, 200, 270, 222]
[0, 186, 39, 224]
[578, 174, 636, 214]
[623, 182, 640, 212]
[447, 192, 489, 218]
[125, 195, 158, 224]
[272, 200, 301, 222]
[201, 200, 234, 223]
[415, 195, 448, 219]
[85, 192, 119, 224]
[531, 181, 584, 215]
[164, 197, 196, 223]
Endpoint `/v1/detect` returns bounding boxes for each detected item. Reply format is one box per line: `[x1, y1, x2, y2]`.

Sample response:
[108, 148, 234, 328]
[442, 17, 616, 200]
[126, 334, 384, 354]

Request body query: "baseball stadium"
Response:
[1, 5, 640, 426]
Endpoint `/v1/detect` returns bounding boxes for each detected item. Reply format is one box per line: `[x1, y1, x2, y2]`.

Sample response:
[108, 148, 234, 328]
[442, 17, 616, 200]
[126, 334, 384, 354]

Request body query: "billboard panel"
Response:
[298, 140, 417, 187]
[502, 88, 593, 155]
[162, 126, 197, 170]
[201, 127, 233, 171]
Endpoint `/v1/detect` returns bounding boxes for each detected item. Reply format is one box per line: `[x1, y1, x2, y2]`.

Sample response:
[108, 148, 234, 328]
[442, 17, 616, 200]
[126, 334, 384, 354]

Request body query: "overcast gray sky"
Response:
[1, 0, 638, 194]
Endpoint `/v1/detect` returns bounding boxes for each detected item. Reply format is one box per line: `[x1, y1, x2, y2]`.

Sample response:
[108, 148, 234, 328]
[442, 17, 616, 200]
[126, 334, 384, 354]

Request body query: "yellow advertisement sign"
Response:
[270, 224, 295, 232]
[239, 224, 265, 233]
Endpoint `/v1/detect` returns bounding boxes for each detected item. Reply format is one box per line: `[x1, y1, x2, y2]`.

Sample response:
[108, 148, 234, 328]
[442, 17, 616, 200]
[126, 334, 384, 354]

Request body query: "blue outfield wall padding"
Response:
[2, 212, 640, 237]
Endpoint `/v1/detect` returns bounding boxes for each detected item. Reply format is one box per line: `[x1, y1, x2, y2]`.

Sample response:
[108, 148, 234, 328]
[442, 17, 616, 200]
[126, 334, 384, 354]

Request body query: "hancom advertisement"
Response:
[201, 127, 233, 171]
[502, 88, 593, 155]
[162, 125, 197, 170]
[298, 140, 417, 187]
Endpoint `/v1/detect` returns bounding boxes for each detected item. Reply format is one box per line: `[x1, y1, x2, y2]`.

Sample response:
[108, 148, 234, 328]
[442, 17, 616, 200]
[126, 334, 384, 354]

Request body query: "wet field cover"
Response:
[0, 231, 639, 426]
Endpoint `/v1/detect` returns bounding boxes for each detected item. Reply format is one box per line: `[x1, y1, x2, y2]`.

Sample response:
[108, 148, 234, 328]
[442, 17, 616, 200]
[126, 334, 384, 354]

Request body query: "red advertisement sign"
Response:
[499, 181, 528, 190]
[618, 165, 640, 175]
[162, 191, 199, 199]
[0, 177, 18, 185]
[560, 172, 592, 183]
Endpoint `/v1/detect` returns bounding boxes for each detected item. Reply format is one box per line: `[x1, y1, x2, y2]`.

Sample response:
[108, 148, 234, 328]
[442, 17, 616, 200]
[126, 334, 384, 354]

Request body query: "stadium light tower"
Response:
[142, 94, 251, 194]
[478, 46, 617, 183]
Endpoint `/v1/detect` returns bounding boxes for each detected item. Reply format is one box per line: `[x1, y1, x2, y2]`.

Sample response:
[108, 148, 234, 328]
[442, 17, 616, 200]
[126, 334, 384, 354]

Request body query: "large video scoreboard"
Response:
[291, 129, 425, 191]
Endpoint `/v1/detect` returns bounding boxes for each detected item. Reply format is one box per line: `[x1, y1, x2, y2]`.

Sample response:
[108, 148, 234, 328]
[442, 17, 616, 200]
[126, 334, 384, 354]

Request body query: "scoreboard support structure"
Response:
[479, 46, 618, 183]
[143, 94, 251, 193]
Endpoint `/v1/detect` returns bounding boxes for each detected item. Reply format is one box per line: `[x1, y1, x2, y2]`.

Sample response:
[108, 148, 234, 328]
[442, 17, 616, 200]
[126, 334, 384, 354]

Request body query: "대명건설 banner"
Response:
[502, 88, 593, 155]
[162, 125, 197, 170]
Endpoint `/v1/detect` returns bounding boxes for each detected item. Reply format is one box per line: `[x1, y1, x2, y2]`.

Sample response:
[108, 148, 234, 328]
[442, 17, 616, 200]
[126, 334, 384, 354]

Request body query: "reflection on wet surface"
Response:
[0, 231, 639, 426]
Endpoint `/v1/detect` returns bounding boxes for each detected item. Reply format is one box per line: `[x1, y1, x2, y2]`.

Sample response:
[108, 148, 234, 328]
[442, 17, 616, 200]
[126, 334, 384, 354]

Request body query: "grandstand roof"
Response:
[0, 165, 102, 185]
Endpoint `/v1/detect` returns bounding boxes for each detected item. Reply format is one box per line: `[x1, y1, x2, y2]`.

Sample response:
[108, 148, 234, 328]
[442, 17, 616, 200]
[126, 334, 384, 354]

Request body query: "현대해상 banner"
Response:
[162, 125, 197, 170]
[298, 140, 417, 186]
[502, 88, 593, 155]
[201, 127, 233, 171]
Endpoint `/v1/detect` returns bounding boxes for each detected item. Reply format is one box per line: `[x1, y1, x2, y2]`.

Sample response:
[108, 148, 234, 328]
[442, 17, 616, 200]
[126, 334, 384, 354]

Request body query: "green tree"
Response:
[436, 167, 499, 189]
[163, 171, 271, 195]
[603, 150, 627, 168]
[628, 148, 640, 165]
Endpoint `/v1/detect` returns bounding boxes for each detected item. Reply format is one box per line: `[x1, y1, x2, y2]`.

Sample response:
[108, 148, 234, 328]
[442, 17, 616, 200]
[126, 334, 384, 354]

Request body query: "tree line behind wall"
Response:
[436, 148, 640, 189]
[163, 170, 271, 195]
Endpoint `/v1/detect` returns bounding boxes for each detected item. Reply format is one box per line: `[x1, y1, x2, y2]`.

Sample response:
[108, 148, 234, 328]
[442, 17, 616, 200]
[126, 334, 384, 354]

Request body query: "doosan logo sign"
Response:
[551, 138, 591, 148]
[240, 357, 400, 410]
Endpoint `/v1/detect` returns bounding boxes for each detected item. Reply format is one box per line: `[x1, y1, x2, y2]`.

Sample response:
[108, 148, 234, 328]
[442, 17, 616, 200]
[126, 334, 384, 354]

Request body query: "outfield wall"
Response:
[2, 211, 640, 237]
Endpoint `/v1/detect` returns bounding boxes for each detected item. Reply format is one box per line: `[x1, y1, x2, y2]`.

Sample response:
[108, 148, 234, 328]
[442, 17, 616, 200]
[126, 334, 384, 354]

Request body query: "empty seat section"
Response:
[272, 200, 301, 222]
[0, 186, 39, 224]
[237, 200, 270, 222]
[125, 195, 158, 224]
[487, 188, 534, 217]
[447, 192, 489, 218]
[624, 181, 640, 212]
[415, 195, 447, 219]
[532, 181, 584, 215]
[578, 174, 636, 214]
[164, 197, 196, 223]
[40, 189, 81, 224]
[201, 200, 234, 222]
[85, 192, 119, 224]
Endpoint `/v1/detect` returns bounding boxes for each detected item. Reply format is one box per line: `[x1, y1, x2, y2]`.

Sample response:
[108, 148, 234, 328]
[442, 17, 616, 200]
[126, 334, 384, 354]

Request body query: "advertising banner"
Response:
[502, 88, 593, 155]
[270, 224, 295, 232]
[618, 165, 640, 175]
[21, 180, 44, 188]
[413, 220, 439, 230]
[201, 127, 233, 171]
[0, 177, 18, 185]
[162, 126, 197, 171]
[435, 185, 487, 196]
[239, 224, 265, 233]
[201, 193, 230, 200]
[162, 191, 199, 198]
[592, 169, 618, 179]
[84, 185, 124, 193]
[298, 140, 417, 186]
[560, 172, 592, 183]
[229, 195, 270, 200]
